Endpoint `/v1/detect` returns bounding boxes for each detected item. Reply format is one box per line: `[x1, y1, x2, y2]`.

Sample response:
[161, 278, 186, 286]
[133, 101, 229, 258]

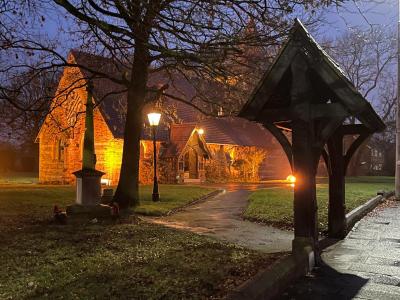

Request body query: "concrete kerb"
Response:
[228, 191, 395, 300]
[346, 191, 394, 231]
[227, 246, 314, 300]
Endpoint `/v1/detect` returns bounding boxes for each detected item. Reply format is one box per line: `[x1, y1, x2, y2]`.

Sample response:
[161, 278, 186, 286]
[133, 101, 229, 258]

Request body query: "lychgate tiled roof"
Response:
[239, 19, 385, 133]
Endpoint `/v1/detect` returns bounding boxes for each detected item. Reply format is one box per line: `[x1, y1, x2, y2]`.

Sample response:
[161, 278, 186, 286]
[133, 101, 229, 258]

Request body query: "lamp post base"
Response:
[152, 193, 160, 202]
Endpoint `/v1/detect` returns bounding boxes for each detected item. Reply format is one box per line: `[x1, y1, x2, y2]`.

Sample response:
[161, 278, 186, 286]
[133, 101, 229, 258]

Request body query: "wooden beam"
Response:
[312, 103, 350, 119]
[263, 122, 293, 171]
[321, 148, 331, 176]
[308, 54, 385, 131]
[290, 56, 319, 256]
[319, 117, 346, 145]
[292, 119, 320, 252]
[258, 108, 293, 123]
[240, 41, 300, 120]
[258, 102, 349, 124]
[339, 124, 371, 136]
[327, 132, 346, 238]
[344, 132, 371, 174]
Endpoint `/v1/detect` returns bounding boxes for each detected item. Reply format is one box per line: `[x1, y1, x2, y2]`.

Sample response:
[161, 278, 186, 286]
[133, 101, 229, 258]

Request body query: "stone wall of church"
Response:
[204, 143, 286, 182]
[38, 59, 120, 184]
[38, 56, 290, 184]
[38, 62, 86, 184]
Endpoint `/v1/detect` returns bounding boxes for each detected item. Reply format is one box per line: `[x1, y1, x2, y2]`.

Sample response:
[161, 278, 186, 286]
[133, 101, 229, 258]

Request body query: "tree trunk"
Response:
[113, 42, 149, 210]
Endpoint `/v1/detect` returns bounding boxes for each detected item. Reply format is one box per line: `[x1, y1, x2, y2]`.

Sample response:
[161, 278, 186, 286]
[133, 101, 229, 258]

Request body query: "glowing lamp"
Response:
[147, 111, 161, 202]
[286, 175, 296, 183]
[101, 178, 111, 186]
[147, 112, 161, 126]
[198, 128, 204, 135]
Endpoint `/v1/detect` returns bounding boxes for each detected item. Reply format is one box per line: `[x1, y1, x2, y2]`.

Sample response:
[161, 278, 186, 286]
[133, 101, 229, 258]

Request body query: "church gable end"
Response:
[38, 53, 115, 184]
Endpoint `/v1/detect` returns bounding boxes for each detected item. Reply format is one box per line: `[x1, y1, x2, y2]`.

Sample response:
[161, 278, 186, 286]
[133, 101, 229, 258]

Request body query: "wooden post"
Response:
[292, 120, 319, 253]
[327, 132, 346, 238]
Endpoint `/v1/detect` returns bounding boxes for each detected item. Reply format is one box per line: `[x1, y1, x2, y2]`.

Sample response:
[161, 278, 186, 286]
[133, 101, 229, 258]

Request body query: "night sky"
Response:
[321, 0, 397, 36]
[41, 1, 398, 43]
[38, 1, 398, 59]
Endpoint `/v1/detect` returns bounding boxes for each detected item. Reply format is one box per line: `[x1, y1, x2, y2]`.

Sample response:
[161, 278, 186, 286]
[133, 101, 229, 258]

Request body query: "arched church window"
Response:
[53, 138, 65, 161]
[198, 156, 205, 171]
[178, 159, 184, 172]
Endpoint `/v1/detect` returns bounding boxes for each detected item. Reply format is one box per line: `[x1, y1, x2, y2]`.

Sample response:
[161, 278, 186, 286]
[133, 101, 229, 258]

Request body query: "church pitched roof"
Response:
[70, 50, 203, 140]
[68, 50, 275, 147]
[197, 117, 273, 147]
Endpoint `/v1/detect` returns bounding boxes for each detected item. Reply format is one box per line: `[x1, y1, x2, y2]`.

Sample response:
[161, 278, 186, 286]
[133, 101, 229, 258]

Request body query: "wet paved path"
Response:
[148, 183, 293, 253]
[282, 200, 400, 300]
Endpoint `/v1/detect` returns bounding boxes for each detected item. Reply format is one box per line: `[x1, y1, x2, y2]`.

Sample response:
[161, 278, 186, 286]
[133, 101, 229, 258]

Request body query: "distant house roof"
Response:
[68, 50, 275, 148]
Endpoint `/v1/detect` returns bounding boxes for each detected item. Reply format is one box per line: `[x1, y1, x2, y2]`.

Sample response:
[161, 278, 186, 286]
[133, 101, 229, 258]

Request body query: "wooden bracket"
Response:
[343, 132, 371, 175]
[263, 122, 293, 172]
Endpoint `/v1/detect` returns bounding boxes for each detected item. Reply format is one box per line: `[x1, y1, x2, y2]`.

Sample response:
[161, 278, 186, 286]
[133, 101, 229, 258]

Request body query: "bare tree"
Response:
[326, 26, 396, 175]
[1, 0, 341, 210]
[0, 69, 59, 145]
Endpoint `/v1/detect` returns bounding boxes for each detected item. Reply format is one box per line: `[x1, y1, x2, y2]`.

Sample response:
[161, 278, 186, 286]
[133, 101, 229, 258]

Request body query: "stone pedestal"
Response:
[73, 169, 104, 205]
[66, 168, 113, 221]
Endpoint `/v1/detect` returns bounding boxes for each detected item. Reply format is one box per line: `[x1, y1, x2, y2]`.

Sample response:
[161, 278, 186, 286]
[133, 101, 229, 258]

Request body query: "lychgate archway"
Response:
[239, 19, 385, 258]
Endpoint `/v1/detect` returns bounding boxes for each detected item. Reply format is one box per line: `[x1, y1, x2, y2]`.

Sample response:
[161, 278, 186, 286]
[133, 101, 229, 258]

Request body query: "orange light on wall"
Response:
[229, 148, 236, 160]
[198, 128, 204, 135]
[286, 174, 296, 183]
[140, 140, 147, 154]
[104, 140, 123, 185]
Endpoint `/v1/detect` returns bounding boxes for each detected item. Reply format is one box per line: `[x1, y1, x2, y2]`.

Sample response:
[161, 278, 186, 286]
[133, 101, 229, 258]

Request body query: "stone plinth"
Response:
[66, 204, 112, 219]
[66, 168, 112, 221]
[73, 169, 104, 206]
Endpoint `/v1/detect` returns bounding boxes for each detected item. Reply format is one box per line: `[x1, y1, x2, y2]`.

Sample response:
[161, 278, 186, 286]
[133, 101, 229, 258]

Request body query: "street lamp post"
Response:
[396, 0, 400, 199]
[148, 112, 161, 202]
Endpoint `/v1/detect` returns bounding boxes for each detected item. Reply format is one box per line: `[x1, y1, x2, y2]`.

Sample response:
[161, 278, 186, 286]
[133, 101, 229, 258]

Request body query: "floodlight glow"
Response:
[286, 175, 296, 183]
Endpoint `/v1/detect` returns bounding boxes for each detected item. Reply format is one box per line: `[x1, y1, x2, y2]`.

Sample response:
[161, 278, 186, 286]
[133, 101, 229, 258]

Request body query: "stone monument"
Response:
[67, 81, 111, 219]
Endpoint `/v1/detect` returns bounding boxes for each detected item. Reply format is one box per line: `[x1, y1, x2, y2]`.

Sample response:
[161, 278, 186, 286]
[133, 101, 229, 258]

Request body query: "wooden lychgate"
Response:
[239, 19, 385, 256]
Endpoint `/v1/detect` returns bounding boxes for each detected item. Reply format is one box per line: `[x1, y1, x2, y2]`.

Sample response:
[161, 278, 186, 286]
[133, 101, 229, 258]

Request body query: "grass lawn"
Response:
[244, 176, 395, 231]
[136, 185, 216, 216]
[0, 184, 282, 299]
[0, 171, 39, 184]
[0, 184, 215, 220]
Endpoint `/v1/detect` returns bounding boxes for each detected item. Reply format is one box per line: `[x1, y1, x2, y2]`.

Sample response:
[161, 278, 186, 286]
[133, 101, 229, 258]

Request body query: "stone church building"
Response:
[35, 50, 294, 185]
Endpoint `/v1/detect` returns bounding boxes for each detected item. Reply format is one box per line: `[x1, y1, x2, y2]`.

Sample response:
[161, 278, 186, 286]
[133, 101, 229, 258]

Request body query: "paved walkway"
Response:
[282, 200, 400, 300]
[148, 183, 293, 253]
